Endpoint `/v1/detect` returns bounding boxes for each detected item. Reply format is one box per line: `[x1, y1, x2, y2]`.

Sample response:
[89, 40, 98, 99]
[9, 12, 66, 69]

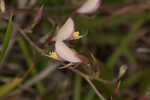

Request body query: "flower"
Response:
[76, 0, 101, 14]
[48, 16, 88, 64]
[49, 41, 82, 63]
[52, 17, 82, 41]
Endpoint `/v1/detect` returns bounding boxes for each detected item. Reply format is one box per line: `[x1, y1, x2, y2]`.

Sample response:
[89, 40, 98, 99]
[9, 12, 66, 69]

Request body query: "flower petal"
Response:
[52, 18, 74, 41]
[55, 41, 81, 63]
[76, 0, 101, 14]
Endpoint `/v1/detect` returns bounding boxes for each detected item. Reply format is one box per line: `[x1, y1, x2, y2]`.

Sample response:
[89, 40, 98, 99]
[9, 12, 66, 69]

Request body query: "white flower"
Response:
[49, 41, 82, 63]
[52, 18, 82, 41]
[76, 0, 101, 14]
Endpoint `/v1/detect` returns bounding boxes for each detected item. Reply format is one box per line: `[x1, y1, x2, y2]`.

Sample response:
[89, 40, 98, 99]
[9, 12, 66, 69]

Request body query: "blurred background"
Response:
[0, 0, 150, 100]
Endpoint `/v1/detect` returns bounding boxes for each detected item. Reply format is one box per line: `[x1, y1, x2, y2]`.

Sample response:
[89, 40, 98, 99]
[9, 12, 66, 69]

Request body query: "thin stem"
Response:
[59, 63, 74, 69]
[69, 67, 106, 100]
[86, 78, 106, 100]
[92, 76, 118, 84]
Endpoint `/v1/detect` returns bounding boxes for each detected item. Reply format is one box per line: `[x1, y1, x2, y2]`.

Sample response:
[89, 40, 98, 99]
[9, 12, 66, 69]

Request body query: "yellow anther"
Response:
[49, 51, 58, 59]
[73, 31, 82, 39]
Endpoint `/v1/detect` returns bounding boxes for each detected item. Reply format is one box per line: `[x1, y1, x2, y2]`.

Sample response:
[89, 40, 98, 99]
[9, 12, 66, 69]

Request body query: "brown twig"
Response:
[59, 63, 74, 69]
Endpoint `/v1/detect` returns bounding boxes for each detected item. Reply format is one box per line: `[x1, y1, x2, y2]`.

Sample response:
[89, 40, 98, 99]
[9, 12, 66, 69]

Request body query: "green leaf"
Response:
[0, 14, 13, 61]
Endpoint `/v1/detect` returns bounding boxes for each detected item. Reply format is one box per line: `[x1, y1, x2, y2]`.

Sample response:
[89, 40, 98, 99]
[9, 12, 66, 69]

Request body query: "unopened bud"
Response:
[113, 81, 121, 96]
[119, 65, 127, 78]
[113, 88, 119, 96]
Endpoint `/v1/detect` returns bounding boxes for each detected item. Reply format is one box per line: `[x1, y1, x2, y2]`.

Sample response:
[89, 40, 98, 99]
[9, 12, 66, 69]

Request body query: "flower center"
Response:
[49, 51, 58, 59]
[73, 31, 82, 39]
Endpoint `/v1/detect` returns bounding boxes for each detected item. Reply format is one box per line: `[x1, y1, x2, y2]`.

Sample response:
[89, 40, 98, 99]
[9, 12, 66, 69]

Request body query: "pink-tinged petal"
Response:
[76, 0, 101, 14]
[55, 41, 81, 63]
[52, 18, 74, 41]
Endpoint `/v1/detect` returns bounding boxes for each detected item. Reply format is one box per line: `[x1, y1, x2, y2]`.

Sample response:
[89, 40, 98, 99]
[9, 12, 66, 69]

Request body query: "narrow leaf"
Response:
[0, 14, 13, 61]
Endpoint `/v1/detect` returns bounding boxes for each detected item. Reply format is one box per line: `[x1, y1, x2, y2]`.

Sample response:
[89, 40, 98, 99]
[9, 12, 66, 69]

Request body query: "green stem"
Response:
[73, 74, 82, 100]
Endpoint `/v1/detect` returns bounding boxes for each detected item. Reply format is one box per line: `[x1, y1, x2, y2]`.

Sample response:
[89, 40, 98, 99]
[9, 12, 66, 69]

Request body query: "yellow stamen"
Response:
[73, 31, 82, 39]
[49, 51, 58, 59]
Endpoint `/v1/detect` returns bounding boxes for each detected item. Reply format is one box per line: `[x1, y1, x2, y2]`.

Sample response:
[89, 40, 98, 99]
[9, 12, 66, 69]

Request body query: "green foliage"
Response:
[73, 74, 82, 100]
[18, 36, 46, 96]
[106, 15, 150, 69]
[0, 14, 13, 61]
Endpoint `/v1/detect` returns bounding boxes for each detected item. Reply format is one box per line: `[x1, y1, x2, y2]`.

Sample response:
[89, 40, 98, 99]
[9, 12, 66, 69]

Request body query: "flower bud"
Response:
[119, 65, 127, 78]
[76, 0, 101, 14]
